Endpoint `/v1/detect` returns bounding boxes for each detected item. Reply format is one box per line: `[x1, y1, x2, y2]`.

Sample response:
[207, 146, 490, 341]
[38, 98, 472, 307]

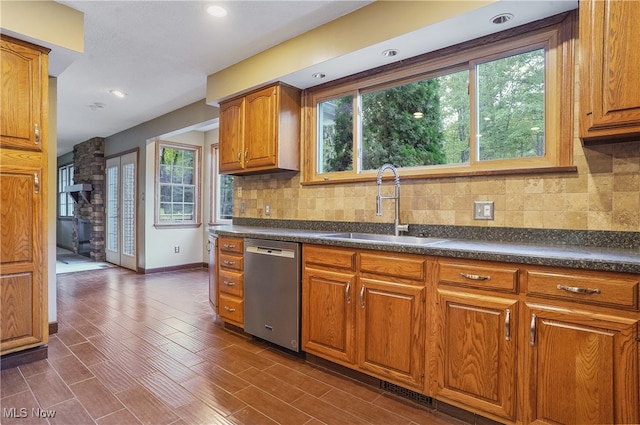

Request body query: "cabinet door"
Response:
[0, 38, 46, 152]
[357, 278, 425, 390]
[580, 0, 640, 141]
[524, 303, 639, 425]
[244, 85, 277, 169]
[302, 268, 356, 365]
[433, 289, 518, 421]
[0, 165, 45, 354]
[219, 97, 245, 173]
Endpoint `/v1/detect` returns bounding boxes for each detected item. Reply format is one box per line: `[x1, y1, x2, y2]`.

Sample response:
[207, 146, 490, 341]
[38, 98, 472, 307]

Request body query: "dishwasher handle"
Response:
[246, 245, 296, 259]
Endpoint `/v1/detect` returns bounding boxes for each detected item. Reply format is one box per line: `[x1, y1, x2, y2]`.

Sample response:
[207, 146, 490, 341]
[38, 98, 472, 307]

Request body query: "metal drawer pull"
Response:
[223, 260, 235, 266]
[34, 124, 40, 144]
[556, 284, 600, 295]
[345, 281, 351, 304]
[505, 309, 511, 341]
[223, 244, 236, 249]
[530, 314, 537, 346]
[459, 272, 491, 281]
[224, 306, 236, 312]
[360, 285, 365, 308]
[223, 281, 235, 286]
[34, 173, 40, 194]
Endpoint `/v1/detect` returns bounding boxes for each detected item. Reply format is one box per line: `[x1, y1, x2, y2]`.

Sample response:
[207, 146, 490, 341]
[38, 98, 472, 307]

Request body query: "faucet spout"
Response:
[376, 164, 408, 236]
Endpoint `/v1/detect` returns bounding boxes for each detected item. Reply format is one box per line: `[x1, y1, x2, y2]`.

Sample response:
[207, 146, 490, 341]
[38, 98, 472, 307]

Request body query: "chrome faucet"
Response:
[376, 163, 409, 236]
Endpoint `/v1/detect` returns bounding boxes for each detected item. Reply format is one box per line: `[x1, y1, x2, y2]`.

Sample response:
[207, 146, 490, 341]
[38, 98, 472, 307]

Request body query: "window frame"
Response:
[209, 144, 234, 225]
[58, 163, 74, 218]
[302, 12, 575, 185]
[154, 140, 202, 228]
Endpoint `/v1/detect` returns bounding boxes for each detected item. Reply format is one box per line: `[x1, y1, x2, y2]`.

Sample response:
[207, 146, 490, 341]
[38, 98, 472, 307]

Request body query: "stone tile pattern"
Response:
[73, 137, 106, 261]
[234, 140, 640, 232]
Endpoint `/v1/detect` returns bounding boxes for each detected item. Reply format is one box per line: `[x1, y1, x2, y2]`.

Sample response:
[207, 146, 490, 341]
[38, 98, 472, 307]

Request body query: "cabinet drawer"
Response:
[220, 253, 243, 272]
[303, 245, 356, 271]
[437, 260, 519, 293]
[219, 237, 243, 255]
[525, 269, 639, 310]
[359, 251, 426, 283]
[219, 294, 244, 325]
[219, 269, 243, 297]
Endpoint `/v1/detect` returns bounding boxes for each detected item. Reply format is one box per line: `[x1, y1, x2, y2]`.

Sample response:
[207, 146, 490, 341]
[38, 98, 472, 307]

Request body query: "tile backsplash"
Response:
[234, 139, 640, 232]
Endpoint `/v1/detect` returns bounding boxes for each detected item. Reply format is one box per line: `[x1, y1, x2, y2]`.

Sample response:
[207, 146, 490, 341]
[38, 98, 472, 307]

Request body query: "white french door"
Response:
[105, 152, 137, 271]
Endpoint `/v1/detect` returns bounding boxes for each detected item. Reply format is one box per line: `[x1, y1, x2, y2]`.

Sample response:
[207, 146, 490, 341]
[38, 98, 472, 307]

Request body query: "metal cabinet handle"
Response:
[459, 272, 491, 281]
[223, 260, 235, 266]
[34, 173, 39, 194]
[360, 284, 365, 308]
[237, 152, 241, 162]
[556, 284, 600, 295]
[345, 281, 351, 304]
[505, 309, 511, 341]
[224, 306, 236, 312]
[223, 280, 235, 286]
[530, 314, 537, 346]
[34, 124, 40, 145]
[244, 149, 248, 161]
[206, 242, 211, 252]
[223, 244, 235, 249]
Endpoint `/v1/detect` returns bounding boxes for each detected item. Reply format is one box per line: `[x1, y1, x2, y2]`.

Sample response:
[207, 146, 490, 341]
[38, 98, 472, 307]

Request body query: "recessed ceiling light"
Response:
[491, 13, 514, 25]
[207, 5, 227, 17]
[382, 49, 398, 57]
[312, 72, 326, 79]
[109, 89, 126, 98]
[413, 112, 424, 119]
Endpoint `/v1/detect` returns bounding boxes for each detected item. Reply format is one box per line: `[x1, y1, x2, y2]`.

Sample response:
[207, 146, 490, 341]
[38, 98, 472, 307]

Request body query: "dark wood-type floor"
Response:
[1, 267, 464, 425]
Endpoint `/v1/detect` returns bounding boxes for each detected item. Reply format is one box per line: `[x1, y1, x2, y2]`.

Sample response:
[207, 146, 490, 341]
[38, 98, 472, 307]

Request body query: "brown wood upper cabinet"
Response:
[219, 82, 301, 175]
[579, 0, 640, 143]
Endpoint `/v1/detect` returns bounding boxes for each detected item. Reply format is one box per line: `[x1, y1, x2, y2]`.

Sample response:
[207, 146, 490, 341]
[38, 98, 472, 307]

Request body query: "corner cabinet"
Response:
[522, 267, 639, 425]
[1, 35, 50, 356]
[219, 82, 301, 175]
[579, 0, 640, 142]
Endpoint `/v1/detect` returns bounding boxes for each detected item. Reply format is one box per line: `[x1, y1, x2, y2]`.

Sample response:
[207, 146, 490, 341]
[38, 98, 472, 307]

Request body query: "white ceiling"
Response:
[52, 0, 578, 156]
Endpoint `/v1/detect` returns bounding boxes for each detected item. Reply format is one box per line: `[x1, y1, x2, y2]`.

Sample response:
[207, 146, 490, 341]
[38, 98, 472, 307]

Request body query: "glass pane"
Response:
[183, 186, 194, 203]
[159, 165, 172, 183]
[160, 185, 171, 202]
[107, 166, 118, 251]
[159, 203, 172, 222]
[171, 166, 183, 184]
[172, 186, 184, 202]
[476, 48, 545, 161]
[122, 163, 135, 256]
[218, 175, 234, 221]
[361, 71, 469, 171]
[317, 95, 353, 173]
[183, 168, 194, 185]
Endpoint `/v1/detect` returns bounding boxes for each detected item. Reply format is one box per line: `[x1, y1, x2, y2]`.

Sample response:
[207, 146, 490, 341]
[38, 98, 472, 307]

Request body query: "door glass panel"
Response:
[122, 162, 135, 256]
[107, 166, 118, 252]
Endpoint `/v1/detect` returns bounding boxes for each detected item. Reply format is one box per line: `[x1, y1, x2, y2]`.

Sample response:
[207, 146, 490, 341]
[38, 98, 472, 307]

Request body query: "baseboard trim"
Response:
[49, 322, 58, 335]
[138, 262, 207, 274]
[1, 346, 48, 370]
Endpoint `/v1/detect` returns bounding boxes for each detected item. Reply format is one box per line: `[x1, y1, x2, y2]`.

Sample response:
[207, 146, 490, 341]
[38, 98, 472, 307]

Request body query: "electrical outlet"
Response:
[473, 201, 494, 220]
[238, 186, 242, 197]
[265, 202, 271, 216]
[174, 246, 180, 253]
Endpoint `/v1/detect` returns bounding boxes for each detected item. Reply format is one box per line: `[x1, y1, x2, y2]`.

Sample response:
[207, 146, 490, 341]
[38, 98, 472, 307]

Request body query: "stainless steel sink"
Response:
[324, 232, 447, 246]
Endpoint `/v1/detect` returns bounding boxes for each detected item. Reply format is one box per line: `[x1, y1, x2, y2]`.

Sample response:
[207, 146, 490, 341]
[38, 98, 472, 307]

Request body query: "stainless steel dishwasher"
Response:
[244, 238, 301, 352]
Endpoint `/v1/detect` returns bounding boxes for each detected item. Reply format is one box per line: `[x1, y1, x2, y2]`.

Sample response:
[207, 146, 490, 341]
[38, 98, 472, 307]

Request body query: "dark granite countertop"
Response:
[210, 223, 640, 274]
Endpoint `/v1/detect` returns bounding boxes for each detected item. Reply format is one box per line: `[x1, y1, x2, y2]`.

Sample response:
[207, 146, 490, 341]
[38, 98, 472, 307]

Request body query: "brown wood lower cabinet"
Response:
[302, 245, 426, 391]
[217, 237, 244, 328]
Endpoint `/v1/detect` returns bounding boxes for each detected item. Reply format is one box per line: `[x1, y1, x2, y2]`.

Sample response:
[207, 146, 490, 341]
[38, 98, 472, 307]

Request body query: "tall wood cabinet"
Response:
[579, 0, 640, 142]
[1, 35, 50, 356]
[219, 82, 300, 175]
